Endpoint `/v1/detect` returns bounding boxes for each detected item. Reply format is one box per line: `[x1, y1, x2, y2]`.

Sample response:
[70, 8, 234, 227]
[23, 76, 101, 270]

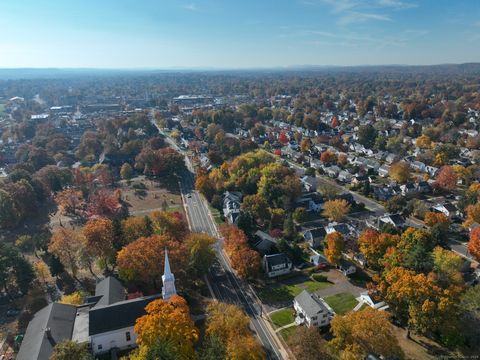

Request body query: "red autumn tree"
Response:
[83, 218, 115, 270]
[331, 116, 339, 128]
[278, 131, 289, 145]
[435, 165, 458, 192]
[86, 190, 122, 219]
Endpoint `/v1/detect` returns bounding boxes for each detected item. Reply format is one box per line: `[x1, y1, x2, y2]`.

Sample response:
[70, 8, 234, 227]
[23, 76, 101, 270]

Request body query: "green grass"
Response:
[208, 205, 224, 225]
[258, 280, 332, 304]
[279, 326, 297, 341]
[0, 104, 5, 114]
[323, 292, 358, 315]
[269, 308, 295, 328]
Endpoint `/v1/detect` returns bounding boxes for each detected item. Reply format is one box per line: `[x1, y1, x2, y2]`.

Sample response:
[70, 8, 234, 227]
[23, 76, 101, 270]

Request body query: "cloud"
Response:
[182, 3, 198, 11]
[376, 0, 417, 9]
[339, 11, 392, 25]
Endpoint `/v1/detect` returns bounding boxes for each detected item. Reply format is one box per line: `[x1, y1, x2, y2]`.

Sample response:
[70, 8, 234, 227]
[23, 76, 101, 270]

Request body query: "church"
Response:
[17, 250, 177, 360]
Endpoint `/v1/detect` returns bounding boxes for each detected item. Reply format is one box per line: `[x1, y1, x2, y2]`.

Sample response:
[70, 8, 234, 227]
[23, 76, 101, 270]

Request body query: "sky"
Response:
[0, 0, 479, 69]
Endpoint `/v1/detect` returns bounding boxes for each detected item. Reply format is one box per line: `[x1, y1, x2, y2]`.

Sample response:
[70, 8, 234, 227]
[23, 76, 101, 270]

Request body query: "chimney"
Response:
[45, 327, 55, 345]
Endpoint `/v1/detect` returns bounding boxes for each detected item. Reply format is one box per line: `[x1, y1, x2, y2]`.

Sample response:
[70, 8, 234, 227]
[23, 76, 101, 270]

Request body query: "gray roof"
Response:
[89, 295, 160, 336]
[263, 253, 291, 272]
[93, 276, 126, 307]
[17, 303, 77, 360]
[294, 290, 328, 318]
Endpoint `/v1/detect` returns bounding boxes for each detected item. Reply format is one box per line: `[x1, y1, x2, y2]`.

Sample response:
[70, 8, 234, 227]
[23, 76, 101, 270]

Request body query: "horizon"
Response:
[0, 0, 479, 68]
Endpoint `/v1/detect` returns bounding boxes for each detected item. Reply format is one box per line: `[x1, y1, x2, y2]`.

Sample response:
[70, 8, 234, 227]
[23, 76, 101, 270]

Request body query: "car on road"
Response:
[315, 263, 329, 271]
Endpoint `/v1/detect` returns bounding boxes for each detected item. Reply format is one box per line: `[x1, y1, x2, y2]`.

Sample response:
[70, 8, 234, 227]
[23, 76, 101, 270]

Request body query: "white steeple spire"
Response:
[162, 248, 176, 301]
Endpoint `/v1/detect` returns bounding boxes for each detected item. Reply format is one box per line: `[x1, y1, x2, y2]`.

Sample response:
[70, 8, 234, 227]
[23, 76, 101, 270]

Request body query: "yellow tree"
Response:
[324, 232, 344, 265]
[134, 295, 198, 359]
[206, 301, 265, 360]
[48, 228, 85, 280]
[329, 308, 404, 360]
[322, 199, 351, 222]
[358, 228, 399, 270]
[35, 261, 50, 286]
[415, 134, 432, 149]
[60, 291, 85, 305]
[83, 218, 115, 271]
[463, 203, 480, 228]
[389, 161, 411, 183]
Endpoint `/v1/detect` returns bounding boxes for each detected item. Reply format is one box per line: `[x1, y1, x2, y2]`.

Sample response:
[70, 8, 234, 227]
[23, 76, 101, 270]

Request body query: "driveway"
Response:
[313, 269, 365, 298]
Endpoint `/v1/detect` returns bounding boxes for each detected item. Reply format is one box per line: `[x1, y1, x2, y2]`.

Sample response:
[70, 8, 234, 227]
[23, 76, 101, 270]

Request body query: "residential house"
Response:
[338, 170, 353, 183]
[431, 202, 458, 219]
[300, 176, 318, 193]
[378, 164, 390, 178]
[378, 214, 405, 230]
[293, 290, 333, 328]
[416, 181, 431, 193]
[337, 259, 356, 276]
[353, 253, 367, 267]
[295, 193, 324, 212]
[358, 292, 389, 311]
[223, 191, 242, 224]
[400, 182, 417, 196]
[325, 222, 356, 239]
[303, 227, 326, 248]
[410, 160, 426, 172]
[373, 186, 394, 201]
[253, 230, 279, 255]
[310, 254, 328, 266]
[325, 165, 341, 178]
[263, 253, 293, 278]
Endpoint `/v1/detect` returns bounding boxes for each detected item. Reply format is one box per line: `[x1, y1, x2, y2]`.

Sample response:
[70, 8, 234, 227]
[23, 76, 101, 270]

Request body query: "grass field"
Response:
[259, 280, 331, 303]
[208, 205, 224, 224]
[279, 326, 296, 341]
[269, 308, 295, 328]
[323, 292, 358, 315]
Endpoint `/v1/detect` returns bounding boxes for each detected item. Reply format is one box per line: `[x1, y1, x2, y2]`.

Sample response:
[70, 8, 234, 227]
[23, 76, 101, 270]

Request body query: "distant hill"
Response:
[0, 63, 479, 79]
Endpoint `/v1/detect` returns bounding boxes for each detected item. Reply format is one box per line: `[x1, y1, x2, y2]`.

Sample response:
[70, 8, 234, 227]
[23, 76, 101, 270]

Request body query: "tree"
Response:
[120, 163, 134, 180]
[186, 233, 216, 277]
[86, 190, 122, 219]
[322, 199, 351, 222]
[0, 189, 19, 228]
[357, 124, 377, 149]
[206, 301, 265, 360]
[389, 161, 411, 183]
[117, 235, 188, 288]
[468, 227, 480, 262]
[55, 188, 84, 216]
[358, 228, 399, 270]
[432, 247, 464, 287]
[324, 232, 344, 265]
[199, 335, 227, 360]
[424, 211, 450, 228]
[320, 151, 336, 164]
[288, 326, 333, 360]
[416, 134, 432, 149]
[35, 261, 50, 285]
[464, 203, 480, 228]
[329, 308, 404, 360]
[241, 194, 270, 223]
[121, 216, 153, 244]
[48, 228, 84, 279]
[83, 218, 115, 271]
[435, 166, 458, 192]
[278, 131, 288, 145]
[60, 291, 85, 305]
[50, 340, 93, 360]
[318, 183, 339, 200]
[150, 211, 188, 240]
[134, 296, 198, 360]
[0, 243, 35, 295]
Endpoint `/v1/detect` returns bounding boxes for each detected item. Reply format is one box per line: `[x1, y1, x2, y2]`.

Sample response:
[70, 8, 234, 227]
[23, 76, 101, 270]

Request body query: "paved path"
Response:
[313, 270, 365, 298]
[275, 322, 296, 333]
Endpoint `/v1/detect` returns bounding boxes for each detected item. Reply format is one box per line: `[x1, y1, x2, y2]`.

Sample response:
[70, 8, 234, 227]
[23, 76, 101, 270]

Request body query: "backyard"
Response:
[323, 292, 358, 315]
[258, 277, 332, 304]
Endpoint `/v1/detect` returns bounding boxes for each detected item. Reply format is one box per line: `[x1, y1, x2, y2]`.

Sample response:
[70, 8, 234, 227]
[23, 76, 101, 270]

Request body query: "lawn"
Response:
[323, 292, 358, 315]
[279, 326, 297, 341]
[208, 205, 224, 225]
[269, 308, 295, 328]
[258, 280, 332, 304]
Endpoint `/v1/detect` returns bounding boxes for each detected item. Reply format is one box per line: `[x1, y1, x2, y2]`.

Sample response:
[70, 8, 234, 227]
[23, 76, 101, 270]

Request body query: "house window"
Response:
[311, 316, 317, 320]
[126, 331, 131, 341]
[98, 344, 103, 350]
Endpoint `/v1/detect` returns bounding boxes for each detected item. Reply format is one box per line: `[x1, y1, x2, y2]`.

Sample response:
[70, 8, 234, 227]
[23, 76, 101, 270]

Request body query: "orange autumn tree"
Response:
[220, 224, 261, 280]
[55, 188, 84, 216]
[389, 161, 411, 183]
[206, 301, 265, 360]
[117, 235, 188, 289]
[49, 228, 85, 280]
[150, 210, 188, 240]
[133, 295, 198, 359]
[434, 165, 458, 192]
[468, 227, 480, 262]
[463, 203, 480, 228]
[329, 308, 404, 360]
[83, 218, 115, 271]
[324, 232, 344, 265]
[358, 228, 399, 270]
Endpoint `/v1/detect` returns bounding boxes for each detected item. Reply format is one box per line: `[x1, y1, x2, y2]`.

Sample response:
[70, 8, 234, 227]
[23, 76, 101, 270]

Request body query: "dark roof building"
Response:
[17, 303, 77, 360]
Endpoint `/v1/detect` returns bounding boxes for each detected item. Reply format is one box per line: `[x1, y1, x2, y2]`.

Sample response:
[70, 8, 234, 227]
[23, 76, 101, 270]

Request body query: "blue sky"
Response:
[0, 0, 478, 68]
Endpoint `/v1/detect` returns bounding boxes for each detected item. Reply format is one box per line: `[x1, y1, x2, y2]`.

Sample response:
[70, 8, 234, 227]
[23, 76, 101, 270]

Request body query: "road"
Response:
[152, 119, 286, 360]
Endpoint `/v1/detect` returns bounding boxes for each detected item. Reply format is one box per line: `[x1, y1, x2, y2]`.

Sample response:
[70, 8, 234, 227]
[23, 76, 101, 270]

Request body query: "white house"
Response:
[263, 253, 293, 278]
[223, 191, 242, 224]
[337, 259, 356, 276]
[293, 290, 333, 328]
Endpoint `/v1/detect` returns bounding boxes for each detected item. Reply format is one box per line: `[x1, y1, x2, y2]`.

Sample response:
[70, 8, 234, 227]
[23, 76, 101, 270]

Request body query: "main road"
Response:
[152, 120, 287, 360]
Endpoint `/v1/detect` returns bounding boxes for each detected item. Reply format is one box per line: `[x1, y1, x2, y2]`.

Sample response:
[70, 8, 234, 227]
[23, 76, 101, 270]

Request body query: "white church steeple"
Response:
[162, 248, 177, 301]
